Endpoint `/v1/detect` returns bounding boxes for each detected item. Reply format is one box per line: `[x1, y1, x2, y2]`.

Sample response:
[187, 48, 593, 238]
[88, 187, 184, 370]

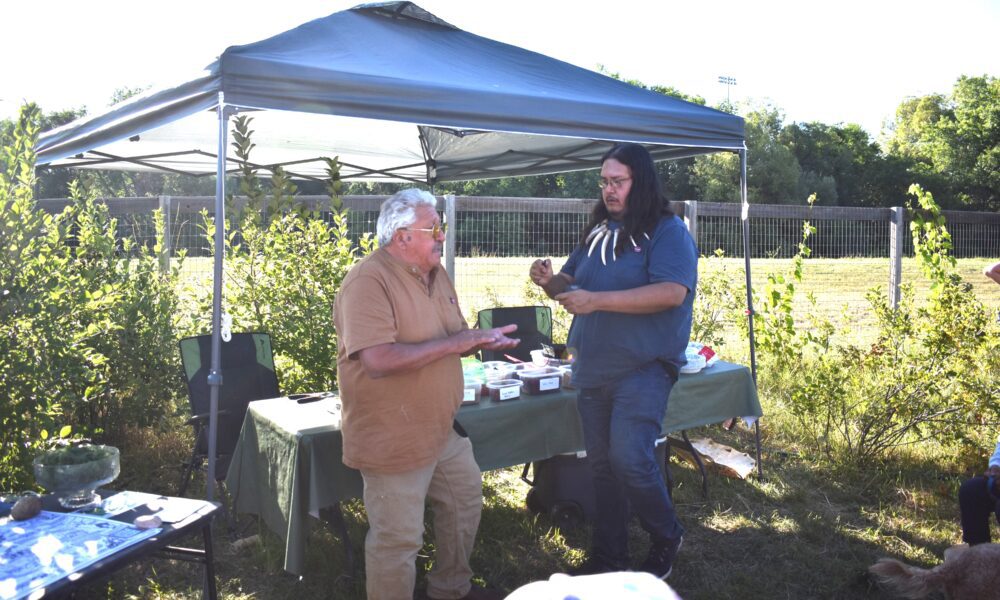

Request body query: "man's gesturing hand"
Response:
[529, 258, 553, 287]
[453, 324, 520, 355]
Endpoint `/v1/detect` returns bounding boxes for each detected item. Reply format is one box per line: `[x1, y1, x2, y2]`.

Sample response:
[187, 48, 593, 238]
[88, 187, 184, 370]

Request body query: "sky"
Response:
[2, 0, 997, 138]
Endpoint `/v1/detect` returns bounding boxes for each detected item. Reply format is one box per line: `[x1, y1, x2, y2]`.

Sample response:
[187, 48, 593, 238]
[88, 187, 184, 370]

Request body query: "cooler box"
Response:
[521, 437, 668, 531]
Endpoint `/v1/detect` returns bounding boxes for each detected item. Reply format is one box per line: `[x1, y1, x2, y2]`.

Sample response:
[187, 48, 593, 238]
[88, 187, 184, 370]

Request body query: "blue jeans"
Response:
[577, 361, 684, 564]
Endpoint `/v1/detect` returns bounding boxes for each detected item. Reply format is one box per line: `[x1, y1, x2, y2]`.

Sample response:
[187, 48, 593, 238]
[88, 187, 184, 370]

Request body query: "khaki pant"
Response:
[361, 429, 482, 600]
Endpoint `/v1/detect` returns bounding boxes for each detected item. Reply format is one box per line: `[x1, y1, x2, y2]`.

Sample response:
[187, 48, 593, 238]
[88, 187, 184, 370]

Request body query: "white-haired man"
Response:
[334, 188, 517, 600]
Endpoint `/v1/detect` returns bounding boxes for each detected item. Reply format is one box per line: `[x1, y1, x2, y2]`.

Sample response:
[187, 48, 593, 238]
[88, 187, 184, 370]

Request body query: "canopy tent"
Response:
[36, 1, 758, 499]
[36, 2, 745, 181]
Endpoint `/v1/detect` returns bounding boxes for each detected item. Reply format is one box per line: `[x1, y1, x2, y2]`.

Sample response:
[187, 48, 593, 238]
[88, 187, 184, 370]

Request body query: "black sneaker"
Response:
[568, 555, 627, 576]
[639, 535, 683, 579]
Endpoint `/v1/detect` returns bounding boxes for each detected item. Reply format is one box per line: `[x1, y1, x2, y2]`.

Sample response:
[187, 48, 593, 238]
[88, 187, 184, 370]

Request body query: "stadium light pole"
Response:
[718, 75, 737, 105]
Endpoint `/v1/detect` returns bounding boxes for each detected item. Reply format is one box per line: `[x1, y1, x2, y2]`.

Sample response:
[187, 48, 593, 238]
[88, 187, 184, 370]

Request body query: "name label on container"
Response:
[499, 386, 520, 401]
[539, 377, 559, 391]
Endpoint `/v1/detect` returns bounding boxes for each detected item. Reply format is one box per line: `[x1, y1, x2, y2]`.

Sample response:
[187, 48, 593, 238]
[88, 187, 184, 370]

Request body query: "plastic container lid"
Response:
[482, 360, 515, 370]
[482, 361, 517, 380]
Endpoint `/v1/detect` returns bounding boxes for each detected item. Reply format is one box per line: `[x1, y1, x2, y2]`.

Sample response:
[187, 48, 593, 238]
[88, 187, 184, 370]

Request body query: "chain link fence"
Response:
[37, 195, 1000, 342]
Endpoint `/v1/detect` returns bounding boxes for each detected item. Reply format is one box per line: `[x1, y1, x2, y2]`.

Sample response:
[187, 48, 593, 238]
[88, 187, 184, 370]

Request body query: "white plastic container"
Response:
[519, 367, 562, 395]
[530, 349, 548, 366]
[463, 377, 484, 404]
[486, 378, 523, 402]
[558, 365, 574, 389]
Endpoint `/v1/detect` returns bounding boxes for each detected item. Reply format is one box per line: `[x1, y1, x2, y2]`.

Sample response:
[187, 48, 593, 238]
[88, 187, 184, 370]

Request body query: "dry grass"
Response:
[66, 422, 984, 600]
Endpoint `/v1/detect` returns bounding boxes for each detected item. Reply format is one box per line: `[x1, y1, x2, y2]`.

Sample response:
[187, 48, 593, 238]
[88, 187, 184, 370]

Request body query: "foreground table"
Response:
[227, 360, 760, 575]
[0, 491, 220, 599]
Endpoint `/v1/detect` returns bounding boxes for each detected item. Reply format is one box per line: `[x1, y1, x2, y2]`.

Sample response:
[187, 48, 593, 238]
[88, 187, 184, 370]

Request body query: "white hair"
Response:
[376, 188, 438, 246]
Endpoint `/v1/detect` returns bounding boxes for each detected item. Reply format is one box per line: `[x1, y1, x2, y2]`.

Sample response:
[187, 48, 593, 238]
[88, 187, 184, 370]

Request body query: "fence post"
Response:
[889, 206, 904, 309]
[444, 193, 456, 282]
[683, 200, 698, 242]
[159, 195, 172, 274]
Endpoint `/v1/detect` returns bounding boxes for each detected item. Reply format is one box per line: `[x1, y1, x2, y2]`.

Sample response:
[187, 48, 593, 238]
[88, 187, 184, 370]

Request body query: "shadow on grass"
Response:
[68, 422, 977, 599]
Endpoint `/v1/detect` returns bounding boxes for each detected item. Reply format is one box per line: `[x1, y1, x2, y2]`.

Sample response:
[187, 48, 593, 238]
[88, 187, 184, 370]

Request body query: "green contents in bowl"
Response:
[33, 444, 120, 509]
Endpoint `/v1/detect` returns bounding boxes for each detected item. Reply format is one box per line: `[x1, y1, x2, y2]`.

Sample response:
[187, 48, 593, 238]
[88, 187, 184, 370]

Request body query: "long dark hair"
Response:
[580, 143, 673, 255]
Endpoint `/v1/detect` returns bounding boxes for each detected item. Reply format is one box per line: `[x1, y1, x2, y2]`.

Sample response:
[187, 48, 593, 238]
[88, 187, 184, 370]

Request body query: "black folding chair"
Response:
[178, 332, 281, 497]
[476, 305, 552, 363]
[178, 332, 358, 574]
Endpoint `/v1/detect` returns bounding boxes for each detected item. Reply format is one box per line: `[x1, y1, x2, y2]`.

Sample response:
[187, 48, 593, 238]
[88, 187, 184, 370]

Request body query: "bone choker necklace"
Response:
[585, 220, 649, 265]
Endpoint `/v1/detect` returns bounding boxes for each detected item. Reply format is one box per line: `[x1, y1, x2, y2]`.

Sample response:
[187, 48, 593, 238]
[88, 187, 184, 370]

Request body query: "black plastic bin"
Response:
[521, 436, 668, 531]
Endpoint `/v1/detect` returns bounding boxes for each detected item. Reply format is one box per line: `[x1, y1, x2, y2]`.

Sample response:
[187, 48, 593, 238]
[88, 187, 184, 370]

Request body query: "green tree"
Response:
[2, 104, 85, 200]
[779, 122, 887, 205]
[763, 185, 1000, 462]
[690, 149, 739, 202]
[885, 75, 1000, 210]
[691, 103, 801, 204]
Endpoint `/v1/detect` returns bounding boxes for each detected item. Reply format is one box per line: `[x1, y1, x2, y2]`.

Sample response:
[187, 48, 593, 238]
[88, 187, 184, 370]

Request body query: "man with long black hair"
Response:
[529, 143, 697, 579]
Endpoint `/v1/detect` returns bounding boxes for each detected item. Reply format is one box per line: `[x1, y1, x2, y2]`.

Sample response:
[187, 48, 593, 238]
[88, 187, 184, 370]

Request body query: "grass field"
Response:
[453, 256, 1000, 349]
[84, 255, 997, 599]
[180, 256, 1000, 339]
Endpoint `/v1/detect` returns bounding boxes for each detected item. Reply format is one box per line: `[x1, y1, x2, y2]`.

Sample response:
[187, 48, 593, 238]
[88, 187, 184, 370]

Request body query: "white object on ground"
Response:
[674, 437, 756, 480]
[506, 571, 682, 600]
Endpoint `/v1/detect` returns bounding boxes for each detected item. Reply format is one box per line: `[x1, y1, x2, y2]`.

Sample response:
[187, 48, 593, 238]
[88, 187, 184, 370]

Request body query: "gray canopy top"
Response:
[36, 1, 745, 185]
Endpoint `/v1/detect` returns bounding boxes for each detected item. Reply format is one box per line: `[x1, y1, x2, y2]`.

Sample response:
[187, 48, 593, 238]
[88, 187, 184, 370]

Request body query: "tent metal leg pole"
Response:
[738, 148, 762, 480]
[206, 93, 231, 502]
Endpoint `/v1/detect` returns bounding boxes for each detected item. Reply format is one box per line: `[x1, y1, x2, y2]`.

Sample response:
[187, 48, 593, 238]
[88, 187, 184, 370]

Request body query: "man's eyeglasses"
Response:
[597, 177, 631, 190]
[402, 222, 447, 237]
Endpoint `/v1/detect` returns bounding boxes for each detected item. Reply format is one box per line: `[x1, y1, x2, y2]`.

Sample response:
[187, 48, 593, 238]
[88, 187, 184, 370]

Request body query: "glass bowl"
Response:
[33, 444, 120, 509]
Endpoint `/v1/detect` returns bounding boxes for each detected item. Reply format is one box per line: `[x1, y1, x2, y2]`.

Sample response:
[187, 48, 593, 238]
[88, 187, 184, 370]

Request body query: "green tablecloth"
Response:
[226, 360, 761, 575]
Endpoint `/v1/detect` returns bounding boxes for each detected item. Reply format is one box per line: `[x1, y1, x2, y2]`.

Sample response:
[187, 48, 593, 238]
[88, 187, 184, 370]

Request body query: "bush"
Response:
[691, 249, 747, 350]
[58, 182, 185, 440]
[0, 105, 184, 490]
[757, 185, 1000, 462]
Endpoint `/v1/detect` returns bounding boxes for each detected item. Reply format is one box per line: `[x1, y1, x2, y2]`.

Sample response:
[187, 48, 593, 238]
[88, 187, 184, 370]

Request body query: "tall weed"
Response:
[759, 185, 999, 462]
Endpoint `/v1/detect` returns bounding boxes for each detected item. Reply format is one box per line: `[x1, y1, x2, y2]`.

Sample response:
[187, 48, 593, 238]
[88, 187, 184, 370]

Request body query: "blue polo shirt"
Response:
[561, 215, 697, 388]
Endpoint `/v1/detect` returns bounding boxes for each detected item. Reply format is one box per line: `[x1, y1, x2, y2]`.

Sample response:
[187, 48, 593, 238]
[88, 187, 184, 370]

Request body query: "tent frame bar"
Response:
[51, 149, 432, 185]
[737, 147, 762, 479]
[205, 94, 233, 502]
